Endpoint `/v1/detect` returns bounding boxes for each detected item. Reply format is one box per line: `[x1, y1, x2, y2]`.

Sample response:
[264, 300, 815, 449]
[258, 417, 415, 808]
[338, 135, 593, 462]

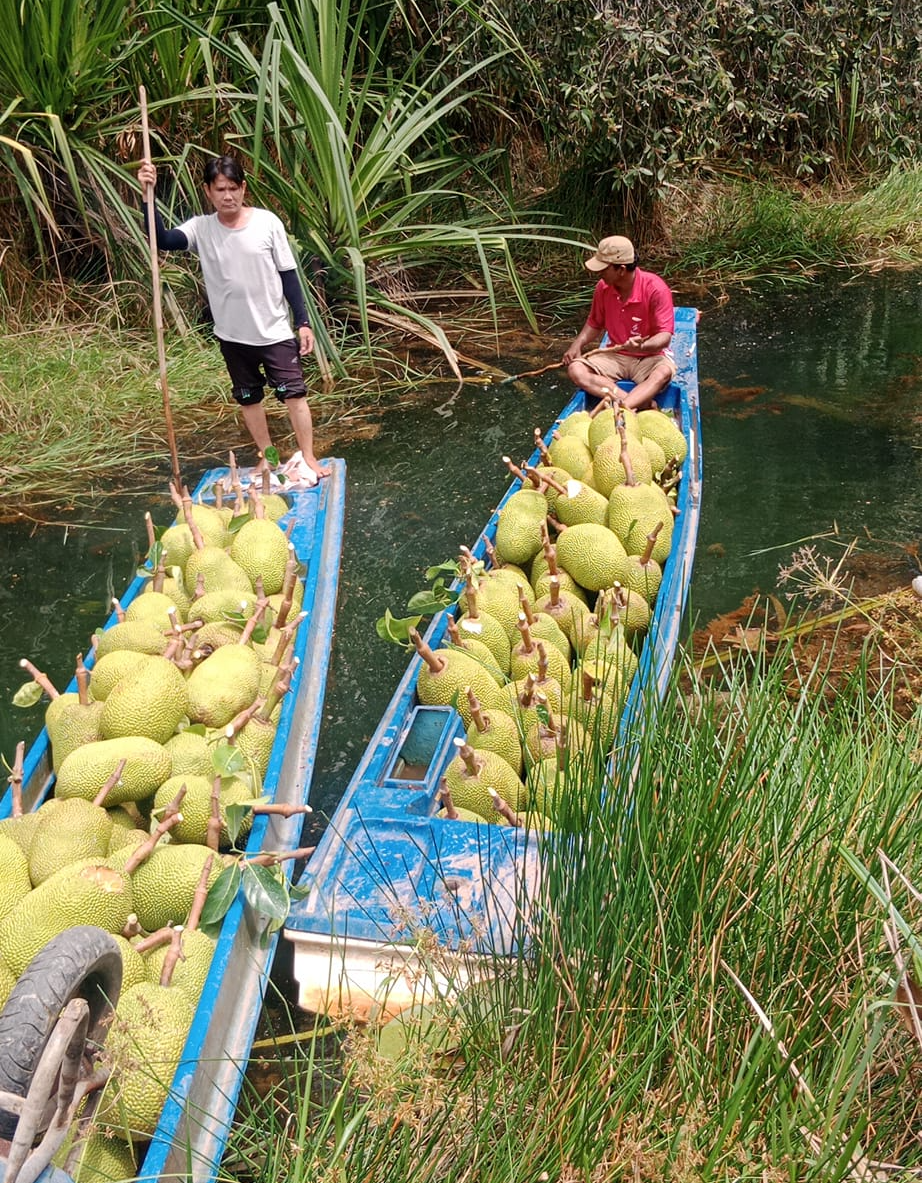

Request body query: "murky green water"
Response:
[3, 271, 921, 819]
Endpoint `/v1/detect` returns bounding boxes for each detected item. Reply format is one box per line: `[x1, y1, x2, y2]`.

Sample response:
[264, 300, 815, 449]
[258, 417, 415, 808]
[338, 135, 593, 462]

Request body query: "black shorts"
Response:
[218, 338, 306, 406]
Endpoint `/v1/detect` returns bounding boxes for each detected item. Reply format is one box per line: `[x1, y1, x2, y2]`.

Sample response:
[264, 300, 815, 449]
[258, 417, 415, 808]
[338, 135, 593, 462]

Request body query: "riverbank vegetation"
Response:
[1, 0, 921, 502]
[223, 644, 922, 1180]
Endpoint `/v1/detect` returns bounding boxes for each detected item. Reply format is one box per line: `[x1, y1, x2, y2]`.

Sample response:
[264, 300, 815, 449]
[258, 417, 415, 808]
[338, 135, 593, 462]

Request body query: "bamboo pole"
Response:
[139, 86, 182, 490]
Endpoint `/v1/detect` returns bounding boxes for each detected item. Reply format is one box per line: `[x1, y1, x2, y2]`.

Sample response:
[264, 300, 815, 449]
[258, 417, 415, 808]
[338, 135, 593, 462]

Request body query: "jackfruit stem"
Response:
[547, 516, 565, 534]
[249, 487, 267, 521]
[588, 391, 615, 418]
[446, 618, 465, 647]
[238, 593, 272, 647]
[111, 597, 126, 623]
[121, 915, 142, 939]
[7, 742, 23, 817]
[438, 780, 459, 820]
[123, 809, 183, 874]
[519, 672, 538, 708]
[186, 856, 216, 932]
[488, 788, 521, 827]
[274, 551, 300, 628]
[93, 760, 127, 807]
[501, 455, 530, 486]
[243, 846, 315, 868]
[515, 613, 535, 655]
[526, 464, 565, 497]
[168, 481, 184, 512]
[262, 661, 295, 721]
[618, 423, 638, 487]
[159, 927, 183, 988]
[225, 699, 263, 739]
[151, 555, 166, 594]
[270, 611, 307, 667]
[456, 740, 482, 778]
[214, 483, 225, 510]
[261, 468, 272, 498]
[547, 575, 562, 607]
[75, 654, 91, 707]
[639, 521, 663, 567]
[192, 572, 206, 601]
[532, 429, 552, 465]
[179, 489, 206, 550]
[206, 778, 222, 851]
[483, 537, 501, 567]
[536, 641, 550, 682]
[518, 588, 537, 625]
[144, 511, 156, 552]
[228, 450, 239, 488]
[250, 802, 313, 817]
[466, 687, 487, 733]
[19, 658, 59, 699]
[133, 926, 174, 955]
[409, 627, 446, 674]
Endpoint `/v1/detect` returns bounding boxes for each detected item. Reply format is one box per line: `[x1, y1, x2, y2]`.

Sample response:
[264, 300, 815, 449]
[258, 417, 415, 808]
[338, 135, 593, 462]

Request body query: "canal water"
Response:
[2, 270, 921, 823]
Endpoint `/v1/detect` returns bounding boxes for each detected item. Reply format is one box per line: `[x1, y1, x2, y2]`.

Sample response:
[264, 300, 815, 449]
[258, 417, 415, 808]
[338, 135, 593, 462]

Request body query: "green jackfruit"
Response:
[186, 644, 261, 728]
[55, 736, 172, 806]
[99, 655, 189, 745]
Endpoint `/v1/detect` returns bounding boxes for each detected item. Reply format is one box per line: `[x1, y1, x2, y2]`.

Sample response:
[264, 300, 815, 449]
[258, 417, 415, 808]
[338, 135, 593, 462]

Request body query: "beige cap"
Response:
[585, 235, 635, 271]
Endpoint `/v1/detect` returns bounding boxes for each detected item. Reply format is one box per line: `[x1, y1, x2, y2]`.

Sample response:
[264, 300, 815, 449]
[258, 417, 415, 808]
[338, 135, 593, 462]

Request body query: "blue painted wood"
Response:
[286, 311, 702, 961]
[0, 459, 347, 1183]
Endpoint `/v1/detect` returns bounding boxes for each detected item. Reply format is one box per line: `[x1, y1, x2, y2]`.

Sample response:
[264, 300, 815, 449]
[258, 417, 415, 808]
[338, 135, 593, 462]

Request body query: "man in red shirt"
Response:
[563, 235, 676, 409]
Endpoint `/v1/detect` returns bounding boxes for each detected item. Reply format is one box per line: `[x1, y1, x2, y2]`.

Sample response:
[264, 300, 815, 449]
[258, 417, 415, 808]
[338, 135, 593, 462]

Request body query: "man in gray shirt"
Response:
[138, 155, 329, 483]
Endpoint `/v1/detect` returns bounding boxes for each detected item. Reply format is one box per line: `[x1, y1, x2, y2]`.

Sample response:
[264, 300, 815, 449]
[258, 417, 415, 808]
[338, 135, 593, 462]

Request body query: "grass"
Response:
[222, 644, 922, 1181]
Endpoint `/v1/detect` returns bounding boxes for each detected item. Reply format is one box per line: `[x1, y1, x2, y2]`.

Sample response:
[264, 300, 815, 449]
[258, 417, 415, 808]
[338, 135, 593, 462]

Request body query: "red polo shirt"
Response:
[587, 269, 674, 356]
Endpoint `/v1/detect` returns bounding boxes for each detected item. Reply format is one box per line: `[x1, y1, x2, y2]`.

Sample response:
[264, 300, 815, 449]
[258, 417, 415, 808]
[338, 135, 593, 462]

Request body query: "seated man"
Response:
[563, 235, 676, 409]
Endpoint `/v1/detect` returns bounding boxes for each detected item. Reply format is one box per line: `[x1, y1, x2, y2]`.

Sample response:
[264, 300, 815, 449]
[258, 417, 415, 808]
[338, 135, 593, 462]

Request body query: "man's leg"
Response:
[621, 362, 674, 410]
[239, 402, 275, 471]
[284, 395, 331, 478]
[567, 359, 622, 399]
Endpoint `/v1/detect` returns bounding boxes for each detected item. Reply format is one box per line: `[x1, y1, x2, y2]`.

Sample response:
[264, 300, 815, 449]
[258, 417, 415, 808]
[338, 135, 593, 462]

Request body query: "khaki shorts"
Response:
[582, 348, 676, 385]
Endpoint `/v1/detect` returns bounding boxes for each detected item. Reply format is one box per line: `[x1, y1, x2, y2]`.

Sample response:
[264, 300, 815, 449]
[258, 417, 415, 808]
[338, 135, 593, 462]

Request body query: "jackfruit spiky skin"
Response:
[234, 717, 278, 779]
[186, 502, 229, 547]
[45, 694, 106, 769]
[443, 749, 526, 824]
[0, 834, 31, 922]
[416, 649, 505, 727]
[641, 436, 667, 475]
[509, 637, 572, 694]
[531, 564, 587, 605]
[55, 1130, 138, 1183]
[188, 621, 242, 651]
[98, 981, 195, 1138]
[89, 650, 150, 701]
[555, 523, 630, 593]
[99, 655, 189, 746]
[55, 736, 173, 806]
[159, 522, 196, 571]
[495, 494, 547, 567]
[523, 612, 572, 663]
[610, 589, 651, 642]
[499, 676, 563, 730]
[106, 826, 148, 857]
[575, 657, 633, 747]
[126, 590, 183, 628]
[437, 805, 498, 824]
[28, 798, 114, 885]
[607, 482, 674, 563]
[554, 409, 592, 445]
[524, 716, 587, 766]
[186, 645, 261, 728]
[94, 619, 168, 660]
[547, 434, 593, 481]
[532, 464, 578, 514]
[0, 813, 42, 856]
[191, 589, 261, 625]
[532, 590, 591, 649]
[152, 774, 255, 847]
[444, 640, 505, 685]
[637, 408, 688, 465]
[466, 708, 523, 775]
[459, 578, 525, 642]
[0, 959, 15, 1012]
[454, 610, 512, 672]
[258, 493, 291, 522]
[587, 404, 642, 454]
[112, 934, 149, 993]
[0, 862, 133, 976]
[144, 572, 193, 620]
[553, 480, 609, 528]
[184, 546, 253, 596]
[591, 434, 654, 498]
[267, 578, 304, 617]
[144, 928, 216, 1004]
[129, 844, 224, 932]
[622, 555, 663, 604]
[164, 730, 216, 779]
[230, 518, 290, 595]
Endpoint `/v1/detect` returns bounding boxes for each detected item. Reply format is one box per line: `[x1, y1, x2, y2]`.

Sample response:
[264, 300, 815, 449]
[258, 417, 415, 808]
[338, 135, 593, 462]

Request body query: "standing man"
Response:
[138, 155, 329, 482]
[563, 235, 676, 410]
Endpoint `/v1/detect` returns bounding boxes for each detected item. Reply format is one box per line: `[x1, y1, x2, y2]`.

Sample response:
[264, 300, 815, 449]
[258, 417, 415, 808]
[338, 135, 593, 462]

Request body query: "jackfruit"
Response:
[191, 588, 261, 625]
[412, 631, 504, 727]
[28, 797, 114, 885]
[443, 741, 526, 824]
[144, 927, 216, 1003]
[56, 1130, 137, 1183]
[495, 490, 547, 566]
[90, 650, 150, 701]
[547, 434, 593, 481]
[185, 546, 253, 596]
[230, 518, 290, 595]
[0, 861, 133, 976]
[152, 773, 255, 846]
[94, 619, 168, 660]
[164, 730, 216, 779]
[126, 591, 183, 629]
[465, 698, 523, 775]
[607, 481, 674, 564]
[186, 644, 261, 728]
[97, 980, 195, 1137]
[0, 834, 31, 921]
[99, 655, 189, 745]
[45, 692, 105, 769]
[129, 844, 224, 932]
[591, 434, 654, 497]
[637, 408, 688, 465]
[555, 523, 630, 592]
[55, 736, 172, 806]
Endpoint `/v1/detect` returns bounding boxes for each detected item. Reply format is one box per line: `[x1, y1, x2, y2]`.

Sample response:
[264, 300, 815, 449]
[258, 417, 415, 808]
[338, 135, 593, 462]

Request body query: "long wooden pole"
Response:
[139, 86, 182, 490]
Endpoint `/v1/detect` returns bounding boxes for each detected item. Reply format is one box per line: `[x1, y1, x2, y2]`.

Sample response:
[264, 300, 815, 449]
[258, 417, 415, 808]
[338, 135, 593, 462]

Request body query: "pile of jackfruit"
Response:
[2, 482, 304, 1173]
[413, 400, 688, 827]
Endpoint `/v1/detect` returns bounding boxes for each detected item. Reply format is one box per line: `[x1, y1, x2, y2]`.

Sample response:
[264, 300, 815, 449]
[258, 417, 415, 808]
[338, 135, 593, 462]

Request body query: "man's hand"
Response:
[562, 342, 582, 365]
[298, 325, 315, 356]
[138, 160, 156, 192]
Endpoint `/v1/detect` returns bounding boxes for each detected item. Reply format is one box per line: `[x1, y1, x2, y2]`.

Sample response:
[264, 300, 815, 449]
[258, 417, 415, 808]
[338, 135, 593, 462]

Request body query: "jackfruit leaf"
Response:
[289, 876, 313, 901]
[264, 446, 281, 468]
[200, 863, 242, 934]
[376, 609, 422, 648]
[407, 580, 458, 615]
[536, 702, 550, 727]
[226, 514, 252, 535]
[225, 801, 255, 847]
[181, 723, 208, 737]
[139, 540, 163, 575]
[13, 681, 44, 708]
[242, 863, 290, 939]
[213, 742, 245, 777]
[425, 560, 461, 582]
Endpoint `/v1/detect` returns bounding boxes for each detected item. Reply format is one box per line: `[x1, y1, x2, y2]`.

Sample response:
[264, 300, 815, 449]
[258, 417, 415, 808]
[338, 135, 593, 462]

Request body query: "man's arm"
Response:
[280, 270, 314, 355]
[562, 320, 601, 365]
[137, 161, 189, 251]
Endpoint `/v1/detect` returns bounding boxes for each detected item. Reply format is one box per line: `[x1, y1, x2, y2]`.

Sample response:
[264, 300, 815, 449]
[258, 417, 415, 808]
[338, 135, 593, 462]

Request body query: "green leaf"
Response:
[200, 864, 242, 934]
[12, 681, 44, 709]
[225, 802, 254, 848]
[264, 446, 281, 468]
[242, 863, 290, 926]
[213, 742, 245, 777]
[425, 560, 461, 582]
[407, 586, 456, 615]
[376, 609, 421, 647]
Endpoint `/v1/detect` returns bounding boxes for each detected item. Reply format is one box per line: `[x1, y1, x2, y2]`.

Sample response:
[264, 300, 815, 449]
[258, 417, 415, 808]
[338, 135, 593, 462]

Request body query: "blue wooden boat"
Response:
[284, 308, 701, 1020]
[0, 459, 346, 1183]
